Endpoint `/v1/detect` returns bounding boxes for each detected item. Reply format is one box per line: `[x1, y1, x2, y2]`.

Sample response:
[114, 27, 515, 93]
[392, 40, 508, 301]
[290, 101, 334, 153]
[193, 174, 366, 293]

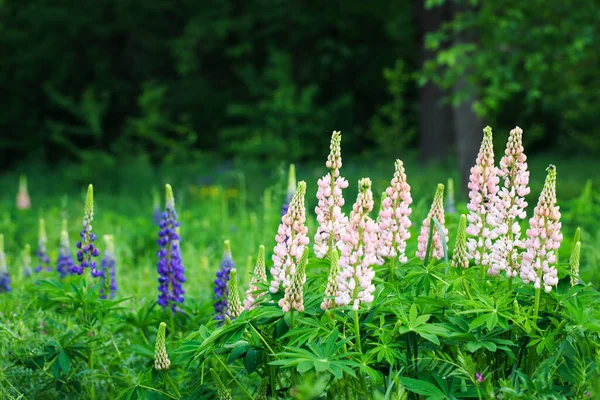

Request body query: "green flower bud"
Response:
[227, 269, 243, 319]
[154, 322, 170, 370]
[210, 369, 233, 400]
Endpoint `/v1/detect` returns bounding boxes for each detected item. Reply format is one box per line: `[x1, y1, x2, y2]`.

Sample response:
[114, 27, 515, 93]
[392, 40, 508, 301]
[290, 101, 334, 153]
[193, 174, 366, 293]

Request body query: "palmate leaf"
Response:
[399, 377, 446, 399]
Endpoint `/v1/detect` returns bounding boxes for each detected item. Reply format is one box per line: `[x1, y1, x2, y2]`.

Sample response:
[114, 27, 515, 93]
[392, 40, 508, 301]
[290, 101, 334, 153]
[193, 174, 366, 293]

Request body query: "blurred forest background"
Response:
[1, 0, 599, 187]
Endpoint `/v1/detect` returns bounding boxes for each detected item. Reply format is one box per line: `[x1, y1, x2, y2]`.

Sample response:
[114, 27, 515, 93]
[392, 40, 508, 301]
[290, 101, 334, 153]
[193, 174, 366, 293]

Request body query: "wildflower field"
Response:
[1, 128, 600, 399]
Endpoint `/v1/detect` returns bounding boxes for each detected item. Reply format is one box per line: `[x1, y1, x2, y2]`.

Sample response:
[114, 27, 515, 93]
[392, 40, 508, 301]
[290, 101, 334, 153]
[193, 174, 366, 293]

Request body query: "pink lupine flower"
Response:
[452, 215, 469, 269]
[16, 175, 31, 210]
[320, 249, 340, 310]
[466, 126, 500, 270]
[314, 131, 349, 259]
[270, 181, 309, 294]
[416, 184, 448, 260]
[377, 160, 413, 263]
[244, 245, 267, 311]
[520, 165, 562, 293]
[279, 247, 309, 312]
[336, 178, 381, 310]
[489, 127, 530, 277]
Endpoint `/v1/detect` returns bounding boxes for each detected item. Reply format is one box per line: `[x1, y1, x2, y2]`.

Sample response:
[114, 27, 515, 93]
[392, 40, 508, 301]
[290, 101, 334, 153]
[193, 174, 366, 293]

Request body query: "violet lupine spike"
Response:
[57, 219, 75, 278]
[320, 249, 340, 311]
[452, 215, 469, 269]
[227, 268, 243, 319]
[279, 247, 309, 312]
[270, 181, 309, 294]
[416, 184, 448, 260]
[100, 235, 117, 299]
[16, 175, 31, 210]
[314, 131, 349, 259]
[520, 165, 562, 293]
[281, 164, 296, 217]
[489, 127, 531, 277]
[75, 185, 100, 276]
[35, 219, 52, 273]
[377, 160, 413, 263]
[244, 245, 267, 311]
[0, 234, 10, 293]
[157, 184, 186, 314]
[465, 126, 500, 270]
[336, 178, 381, 310]
[214, 240, 234, 322]
[23, 244, 33, 277]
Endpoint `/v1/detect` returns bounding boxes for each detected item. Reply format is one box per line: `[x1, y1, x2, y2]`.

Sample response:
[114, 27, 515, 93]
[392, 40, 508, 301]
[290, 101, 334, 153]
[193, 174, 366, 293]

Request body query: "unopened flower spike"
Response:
[466, 126, 500, 272]
[157, 184, 186, 314]
[281, 164, 296, 217]
[210, 369, 233, 400]
[314, 131, 349, 259]
[16, 174, 31, 210]
[214, 240, 234, 322]
[521, 165, 562, 293]
[23, 244, 33, 277]
[227, 269, 243, 319]
[35, 219, 52, 273]
[446, 177, 456, 213]
[270, 181, 309, 294]
[336, 178, 380, 310]
[100, 235, 117, 299]
[490, 127, 531, 277]
[154, 322, 171, 370]
[244, 245, 267, 311]
[255, 379, 269, 400]
[0, 234, 10, 293]
[416, 184, 448, 261]
[75, 184, 100, 275]
[570, 241, 581, 286]
[321, 248, 340, 310]
[57, 219, 75, 278]
[279, 246, 309, 312]
[377, 159, 413, 263]
[452, 215, 469, 269]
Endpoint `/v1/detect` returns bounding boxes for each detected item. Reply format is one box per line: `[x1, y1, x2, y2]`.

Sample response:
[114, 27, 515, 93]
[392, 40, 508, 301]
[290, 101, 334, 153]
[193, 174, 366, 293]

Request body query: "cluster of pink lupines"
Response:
[520, 165, 562, 293]
[270, 181, 309, 294]
[416, 184, 448, 260]
[489, 127, 530, 277]
[314, 131, 349, 259]
[335, 178, 381, 310]
[279, 247, 309, 312]
[377, 160, 413, 263]
[465, 126, 500, 269]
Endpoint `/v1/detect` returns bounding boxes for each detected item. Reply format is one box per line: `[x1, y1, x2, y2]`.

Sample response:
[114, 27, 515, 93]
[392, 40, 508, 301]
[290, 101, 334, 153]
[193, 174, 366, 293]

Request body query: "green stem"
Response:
[164, 371, 181, 399]
[89, 346, 95, 399]
[390, 257, 396, 285]
[508, 277, 513, 291]
[353, 310, 361, 352]
[290, 309, 295, 330]
[533, 288, 541, 326]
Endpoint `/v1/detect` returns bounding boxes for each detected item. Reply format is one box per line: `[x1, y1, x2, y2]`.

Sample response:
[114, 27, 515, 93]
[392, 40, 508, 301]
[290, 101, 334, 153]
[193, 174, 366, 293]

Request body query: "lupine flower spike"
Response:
[157, 184, 186, 313]
[227, 269, 243, 319]
[466, 126, 500, 272]
[0, 235, 10, 293]
[244, 245, 267, 311]
[336, 178, 381, 310]
[452, 215, 469, 269]
[57, 219, 75, 278]
[214, 240, 234, 322]
[570, 241, 581, 287]
[489, 127, 530, 277]
[314, 131, 349, 259]
[321, 248, 340, 310]
[281, 164, 296, 217]
[279, 247, 309, 312]
[35, 219, 52, 273]
[154, 322, 171, 370]
[416, 184, 449, 261]
[16, 175, 31, 210]
[210, 369, 233, 400]
[270, 181, 309, 293]
[75, 185, 100, 275]
[446, 178, 457, 214]
[377, 160, 413, 263]
[100, 235, 117, 299]
[520, 165, 563, 293]
[23, 244, 33, 277]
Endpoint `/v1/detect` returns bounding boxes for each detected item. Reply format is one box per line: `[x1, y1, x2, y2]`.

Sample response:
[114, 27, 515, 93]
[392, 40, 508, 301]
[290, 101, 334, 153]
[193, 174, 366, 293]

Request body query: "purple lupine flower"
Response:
[281, 164, 296, 217]
[157, 184, 186, 314]
[214, 240, 234, 323]
[74, 185, 100, 276]
[35, 219, 52, 273]
[100, 235, 117, 299]
[0, 234, 10, 293]
[56, 219, 75, 278]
